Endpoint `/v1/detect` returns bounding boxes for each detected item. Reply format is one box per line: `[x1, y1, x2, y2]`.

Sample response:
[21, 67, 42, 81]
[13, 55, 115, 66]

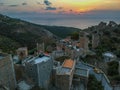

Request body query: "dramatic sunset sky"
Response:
[0, 0, 120, 28]
[0, 0, 120, 13]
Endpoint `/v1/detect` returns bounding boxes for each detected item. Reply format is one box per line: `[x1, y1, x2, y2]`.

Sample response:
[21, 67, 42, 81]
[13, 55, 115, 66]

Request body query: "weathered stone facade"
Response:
[92, 33, 100, 49]
[55, 60, 76, 90]
[56, 74, 73, 90]
[16, 47, 28, 60]
[79, 31, 89, 55]
[0, 53, 16, 90]
[25, 54, 53, 89]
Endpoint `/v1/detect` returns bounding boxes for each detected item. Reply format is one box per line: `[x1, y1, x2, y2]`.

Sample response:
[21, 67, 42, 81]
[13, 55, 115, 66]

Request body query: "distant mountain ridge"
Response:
[0, 14, 80, 52]
[0, 14, 57, 51]
[41, 25, 80, 38]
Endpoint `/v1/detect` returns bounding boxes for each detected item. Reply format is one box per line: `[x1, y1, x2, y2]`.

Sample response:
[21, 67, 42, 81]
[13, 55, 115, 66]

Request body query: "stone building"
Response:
[25, 53, 53, 89]
[52, 50, 65, 59]
[16, 47, 28, 61]
[55, 59, 76, 90]
[0, 53, 16, 90]
[79, 31, 89, 55]
[108, 21, 117, 27]
[36, 43, 45, 54]
[73, 67, 89, 90]
[103, 52, 117, 62]
[92, 33, 100, 49]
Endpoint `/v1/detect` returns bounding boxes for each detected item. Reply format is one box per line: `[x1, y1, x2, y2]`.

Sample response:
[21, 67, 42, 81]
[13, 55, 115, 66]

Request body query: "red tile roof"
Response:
[62, 59, 74, 69]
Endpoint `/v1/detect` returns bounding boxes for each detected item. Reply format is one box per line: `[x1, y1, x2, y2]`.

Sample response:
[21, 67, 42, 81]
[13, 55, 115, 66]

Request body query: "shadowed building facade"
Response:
[79, 31, 89, 55]
[25, 54, 53, 89]
[55, 59, 76, 90]
[73, 67, 89, 90]
[92, 33, 100, 49]
[0, 53, 16, 90]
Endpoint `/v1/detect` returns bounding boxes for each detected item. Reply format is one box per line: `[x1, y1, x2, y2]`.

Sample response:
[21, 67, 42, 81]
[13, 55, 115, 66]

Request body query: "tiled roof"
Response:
[62, 59, 74, 69]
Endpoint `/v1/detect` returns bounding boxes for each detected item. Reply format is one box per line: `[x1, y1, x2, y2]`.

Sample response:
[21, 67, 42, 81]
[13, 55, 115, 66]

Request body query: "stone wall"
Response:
[25, 57, 53, 89]
[0, 55, 16, 90]
[56, 75, 70, 90]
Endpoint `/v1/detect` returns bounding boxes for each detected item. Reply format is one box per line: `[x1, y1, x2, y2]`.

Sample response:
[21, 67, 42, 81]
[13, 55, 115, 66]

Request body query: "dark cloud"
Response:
[44, 0, 52, 6]
[43, 0, 58, 10]
[45, 7, 56, 10]
[9, 5, 18, 7]
[58, 10, 66, 14]
[22, 3, 27, 5]
[58, 7, 63, 9]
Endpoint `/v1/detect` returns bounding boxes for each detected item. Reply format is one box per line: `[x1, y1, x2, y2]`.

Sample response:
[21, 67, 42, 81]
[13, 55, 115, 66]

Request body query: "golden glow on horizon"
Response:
[52, 0, 120, 14]
[0, 0, 120, 14]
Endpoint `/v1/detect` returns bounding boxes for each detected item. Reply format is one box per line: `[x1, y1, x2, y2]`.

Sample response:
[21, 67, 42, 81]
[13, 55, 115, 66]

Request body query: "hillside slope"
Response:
[0, 14, 57, 52]
[0, 35, 20, 52]
[84, 21, 120, 57]
[0, 14, 81, 52]
[41, 25, 80, 38]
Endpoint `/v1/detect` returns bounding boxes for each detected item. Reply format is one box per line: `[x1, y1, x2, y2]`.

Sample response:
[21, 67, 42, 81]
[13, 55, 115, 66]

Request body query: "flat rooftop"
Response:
[57, 67, 71, 75]
[27, 54, 50, 64]
[34, 56, 50, 64]
[103, 52, 116, 58]
[74, 67, 89, 77]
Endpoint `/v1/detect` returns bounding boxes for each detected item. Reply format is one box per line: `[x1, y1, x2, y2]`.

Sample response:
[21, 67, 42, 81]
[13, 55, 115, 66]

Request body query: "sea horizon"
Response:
[2, 12, 120, 29]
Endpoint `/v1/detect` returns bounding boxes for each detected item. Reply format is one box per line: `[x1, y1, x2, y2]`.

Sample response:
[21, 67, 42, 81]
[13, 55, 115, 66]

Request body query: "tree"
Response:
[71, 32, 79, 40]
[31, 86, 45, 90]
[87, 75, 104, 90]
[107, 61, 119, 76]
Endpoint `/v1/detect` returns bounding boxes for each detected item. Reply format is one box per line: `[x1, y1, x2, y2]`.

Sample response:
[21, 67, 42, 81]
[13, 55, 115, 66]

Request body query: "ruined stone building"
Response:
[55, 59, 76, 90]
[92, 33, 100, 49]
[79, 31, 89, 55]
[25, 53, 53, 89]
[0, 53, 16, 90]
[16, 47, 28, 61]
[36, 43, 45, 54]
